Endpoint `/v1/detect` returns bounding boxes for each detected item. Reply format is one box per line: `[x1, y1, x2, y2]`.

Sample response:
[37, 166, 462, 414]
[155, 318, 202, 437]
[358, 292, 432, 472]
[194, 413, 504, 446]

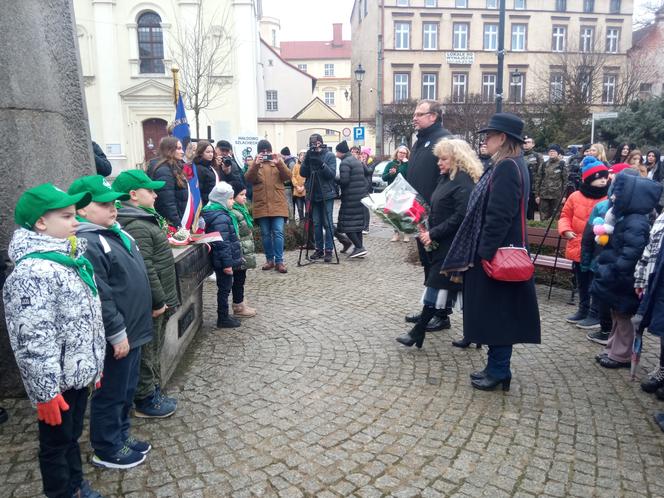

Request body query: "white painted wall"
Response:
[73, 0, 261, 172]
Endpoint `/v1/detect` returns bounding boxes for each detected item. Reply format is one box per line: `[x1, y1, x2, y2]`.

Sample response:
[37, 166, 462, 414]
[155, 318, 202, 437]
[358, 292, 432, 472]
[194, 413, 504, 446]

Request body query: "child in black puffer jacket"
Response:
[591, 173, 662, 369]
[201, 182, 243, 329]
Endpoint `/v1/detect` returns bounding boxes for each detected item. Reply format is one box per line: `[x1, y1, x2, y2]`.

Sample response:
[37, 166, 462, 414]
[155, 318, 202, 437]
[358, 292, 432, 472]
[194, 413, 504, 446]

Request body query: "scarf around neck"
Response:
[18, 236, 97, 296]
[138, 205, 169, 234]
[580, 182, 609, 199]
[233, 202, 254, 229]
[441, 165, 494, 274]
[77, 216, 132, 253]
[203, 202, 239, 235]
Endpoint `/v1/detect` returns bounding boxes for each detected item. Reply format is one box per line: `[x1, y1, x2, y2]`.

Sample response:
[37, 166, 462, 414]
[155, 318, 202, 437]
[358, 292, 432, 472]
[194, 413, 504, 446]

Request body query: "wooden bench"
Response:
[527, 226, 575, 301]
[527, 226, 574, 272]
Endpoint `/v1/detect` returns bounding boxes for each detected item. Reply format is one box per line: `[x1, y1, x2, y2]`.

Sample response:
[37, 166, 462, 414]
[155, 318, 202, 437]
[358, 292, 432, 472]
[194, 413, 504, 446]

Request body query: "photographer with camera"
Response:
[215, 140, 246, 187]
[300, 133, 338, 263]
[245, 139, 292, 273]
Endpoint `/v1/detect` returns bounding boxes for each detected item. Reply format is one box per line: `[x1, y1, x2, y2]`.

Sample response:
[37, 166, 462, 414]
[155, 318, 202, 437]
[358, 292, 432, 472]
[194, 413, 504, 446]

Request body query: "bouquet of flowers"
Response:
[362, 175, 434, 246]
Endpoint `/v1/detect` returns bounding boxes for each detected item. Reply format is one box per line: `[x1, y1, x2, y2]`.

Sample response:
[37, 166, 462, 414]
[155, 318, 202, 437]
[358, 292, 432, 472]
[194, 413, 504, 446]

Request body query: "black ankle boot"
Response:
[452, 337, 482, 349]
[396, 324, 425, 349]
[471, 374, 511, 391]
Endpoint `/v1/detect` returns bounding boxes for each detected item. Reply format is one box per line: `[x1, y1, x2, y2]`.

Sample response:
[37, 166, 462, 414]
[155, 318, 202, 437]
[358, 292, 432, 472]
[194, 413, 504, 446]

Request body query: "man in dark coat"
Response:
[216, 140, 246, 187]
[336, 140, 368, 258]
[300, 133, 338, 263]
[92, 141, 113, 177]
[405, 99, 452, 331]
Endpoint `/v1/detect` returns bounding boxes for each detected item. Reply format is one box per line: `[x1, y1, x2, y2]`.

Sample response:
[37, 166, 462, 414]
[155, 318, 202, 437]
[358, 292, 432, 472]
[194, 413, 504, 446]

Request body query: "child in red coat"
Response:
[558, 157, 609, 328]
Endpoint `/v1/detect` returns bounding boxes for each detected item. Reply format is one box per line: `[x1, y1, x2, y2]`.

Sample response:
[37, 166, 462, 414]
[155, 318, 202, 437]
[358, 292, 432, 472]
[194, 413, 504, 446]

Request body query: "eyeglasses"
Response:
[413, 111, 434, 118]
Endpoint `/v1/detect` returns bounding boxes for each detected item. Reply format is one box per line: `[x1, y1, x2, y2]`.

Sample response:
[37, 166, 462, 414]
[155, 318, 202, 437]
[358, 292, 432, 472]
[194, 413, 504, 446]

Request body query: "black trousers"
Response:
[232, 269, 246, 304]
[347, 232, 363, 248]
[215, 270, 233, 319]
[39, 387, 88, 498]
[362, 205, 370, 230]
[416, 239, 448, 317]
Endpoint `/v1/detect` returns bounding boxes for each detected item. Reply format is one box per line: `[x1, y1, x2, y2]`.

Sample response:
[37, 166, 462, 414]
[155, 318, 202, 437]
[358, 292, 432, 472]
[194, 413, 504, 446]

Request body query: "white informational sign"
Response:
[342, 127, 351, 138]
[446, 52, 475, 65]
[592, 112, 619, 120]
[233, 135, 260, 161]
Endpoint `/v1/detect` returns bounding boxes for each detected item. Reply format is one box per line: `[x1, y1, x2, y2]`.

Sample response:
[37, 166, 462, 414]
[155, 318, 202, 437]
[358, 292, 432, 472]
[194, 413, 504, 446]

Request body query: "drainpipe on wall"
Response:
[376, 1, 385, 158]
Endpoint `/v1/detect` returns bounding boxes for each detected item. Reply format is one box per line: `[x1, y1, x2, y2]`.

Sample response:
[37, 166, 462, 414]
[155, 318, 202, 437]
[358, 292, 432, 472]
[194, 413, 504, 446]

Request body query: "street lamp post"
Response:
[354, 63, 366, 128]
[495, 0, 506, 113]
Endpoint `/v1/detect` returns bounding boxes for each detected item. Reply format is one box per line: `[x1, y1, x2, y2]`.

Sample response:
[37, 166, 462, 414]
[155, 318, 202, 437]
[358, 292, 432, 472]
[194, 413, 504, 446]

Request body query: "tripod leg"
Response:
[314, 171, 340, 263]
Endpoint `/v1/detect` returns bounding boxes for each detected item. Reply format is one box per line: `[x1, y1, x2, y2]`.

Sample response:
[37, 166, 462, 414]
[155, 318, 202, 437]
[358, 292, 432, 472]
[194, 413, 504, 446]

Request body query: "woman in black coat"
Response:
[147, 136, 189, 228]
[191, 140, 218, 206]
[442, 113, 541, 391]
[336, 141, 368, 258]
[396, 138, 482, 349]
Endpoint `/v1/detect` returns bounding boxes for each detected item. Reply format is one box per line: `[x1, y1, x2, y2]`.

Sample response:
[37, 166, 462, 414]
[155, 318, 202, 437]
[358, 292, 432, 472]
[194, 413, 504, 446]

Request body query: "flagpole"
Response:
[171, 66, 179, 108]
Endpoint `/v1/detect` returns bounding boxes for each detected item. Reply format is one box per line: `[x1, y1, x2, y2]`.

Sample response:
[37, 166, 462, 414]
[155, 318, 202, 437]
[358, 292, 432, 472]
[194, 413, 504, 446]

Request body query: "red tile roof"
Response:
[280, 40, 352, 61]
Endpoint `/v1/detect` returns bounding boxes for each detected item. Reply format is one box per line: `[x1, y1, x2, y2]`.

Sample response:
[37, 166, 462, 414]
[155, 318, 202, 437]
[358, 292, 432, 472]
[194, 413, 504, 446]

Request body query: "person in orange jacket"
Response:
[559, 157, 610, 328]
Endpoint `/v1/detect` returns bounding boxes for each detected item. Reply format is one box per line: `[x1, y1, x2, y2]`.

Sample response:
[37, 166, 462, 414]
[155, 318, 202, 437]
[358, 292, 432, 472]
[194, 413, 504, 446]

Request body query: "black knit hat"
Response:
[230, 181, 246, 198]
[217, 140, 232, 150]
[309, 133, 324, 146]
[335, 140, 350, 154]
[257, 139, 272, 153]
[280, 146, 291, 156]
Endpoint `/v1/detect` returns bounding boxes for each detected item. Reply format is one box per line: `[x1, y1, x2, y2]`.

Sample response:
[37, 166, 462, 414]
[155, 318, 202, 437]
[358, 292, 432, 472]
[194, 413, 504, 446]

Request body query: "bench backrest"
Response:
[527, 226, 567, 251]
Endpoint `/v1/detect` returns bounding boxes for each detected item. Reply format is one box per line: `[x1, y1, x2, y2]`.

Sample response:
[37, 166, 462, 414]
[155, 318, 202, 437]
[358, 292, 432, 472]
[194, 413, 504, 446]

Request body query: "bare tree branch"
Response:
[171, 1, 236, 137]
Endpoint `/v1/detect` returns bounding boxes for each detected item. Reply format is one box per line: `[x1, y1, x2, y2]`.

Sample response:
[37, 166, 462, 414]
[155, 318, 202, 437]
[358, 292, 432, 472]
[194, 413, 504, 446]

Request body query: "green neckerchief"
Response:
[17, 237, 98, 296]
[108, 223, 132, 253]
[203, 202, 239, 236]
[138, 205, 169, 234]
[233, 202, 254, 229]
[77, 215, 132, 253]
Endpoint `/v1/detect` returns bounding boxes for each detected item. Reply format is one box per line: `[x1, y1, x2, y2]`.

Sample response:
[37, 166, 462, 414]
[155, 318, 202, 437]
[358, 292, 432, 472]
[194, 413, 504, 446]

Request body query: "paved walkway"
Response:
[2, 217, 664, 497]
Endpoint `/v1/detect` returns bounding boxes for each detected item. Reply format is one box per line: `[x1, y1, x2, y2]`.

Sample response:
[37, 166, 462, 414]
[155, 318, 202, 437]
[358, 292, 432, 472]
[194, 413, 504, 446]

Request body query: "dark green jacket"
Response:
[231, 206, 256, 270]
[381, 160, 409, 185]
[117, 204, 179, 310]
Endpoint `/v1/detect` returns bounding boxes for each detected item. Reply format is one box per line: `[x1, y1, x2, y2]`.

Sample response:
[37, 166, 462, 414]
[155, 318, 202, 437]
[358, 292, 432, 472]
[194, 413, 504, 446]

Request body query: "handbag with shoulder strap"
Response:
[481, 159, 535, 282]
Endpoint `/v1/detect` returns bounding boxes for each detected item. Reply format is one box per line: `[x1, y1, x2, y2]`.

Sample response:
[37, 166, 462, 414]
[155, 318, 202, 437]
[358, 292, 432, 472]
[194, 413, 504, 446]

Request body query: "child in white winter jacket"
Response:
[3, 183, 106, 498]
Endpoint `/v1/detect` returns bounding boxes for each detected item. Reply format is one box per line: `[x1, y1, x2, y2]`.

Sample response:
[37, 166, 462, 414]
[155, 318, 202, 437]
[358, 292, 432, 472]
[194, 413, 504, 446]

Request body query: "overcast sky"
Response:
[262, 0, 355, 41]
[263, 0, 652, 42]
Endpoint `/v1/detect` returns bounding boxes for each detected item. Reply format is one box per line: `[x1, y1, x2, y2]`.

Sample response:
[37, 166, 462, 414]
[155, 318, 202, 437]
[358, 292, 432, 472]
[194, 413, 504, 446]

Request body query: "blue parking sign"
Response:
[353, 126, 365, 141]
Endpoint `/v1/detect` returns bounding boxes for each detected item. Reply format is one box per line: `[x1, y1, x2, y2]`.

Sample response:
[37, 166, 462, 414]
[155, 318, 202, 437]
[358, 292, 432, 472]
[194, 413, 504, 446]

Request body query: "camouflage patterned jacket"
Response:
[535, 158, 568, 200]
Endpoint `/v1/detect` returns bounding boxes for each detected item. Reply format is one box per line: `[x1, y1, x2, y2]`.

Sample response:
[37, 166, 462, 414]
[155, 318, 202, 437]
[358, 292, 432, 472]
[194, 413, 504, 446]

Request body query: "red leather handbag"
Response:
[481, 160, 535, 282]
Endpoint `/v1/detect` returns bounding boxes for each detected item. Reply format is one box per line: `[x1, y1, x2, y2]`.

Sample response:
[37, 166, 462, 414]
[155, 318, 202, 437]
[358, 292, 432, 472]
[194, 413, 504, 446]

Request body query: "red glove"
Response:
[37, 394, 69, 426]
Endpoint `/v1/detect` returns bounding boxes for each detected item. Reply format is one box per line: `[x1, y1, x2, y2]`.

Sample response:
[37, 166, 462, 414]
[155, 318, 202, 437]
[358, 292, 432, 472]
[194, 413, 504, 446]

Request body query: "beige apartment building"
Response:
[351, 0, 633, 154]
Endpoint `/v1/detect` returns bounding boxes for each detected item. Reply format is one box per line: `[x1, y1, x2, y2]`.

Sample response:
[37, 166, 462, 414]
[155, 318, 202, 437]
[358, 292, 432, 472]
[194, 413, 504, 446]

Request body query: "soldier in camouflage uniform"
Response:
[535, 144, 568, 221]
[523, 136, 543, 220]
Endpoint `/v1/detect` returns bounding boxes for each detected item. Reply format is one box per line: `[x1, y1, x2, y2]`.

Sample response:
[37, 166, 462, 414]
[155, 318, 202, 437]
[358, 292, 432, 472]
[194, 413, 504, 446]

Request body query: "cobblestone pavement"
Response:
[3, 216, 664, 497]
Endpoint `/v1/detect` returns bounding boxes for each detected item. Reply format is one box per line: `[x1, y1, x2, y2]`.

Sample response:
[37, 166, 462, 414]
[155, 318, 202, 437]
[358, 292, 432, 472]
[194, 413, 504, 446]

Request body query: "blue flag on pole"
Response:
[173, 93, 190, 144]
[172, 93, 202, 231]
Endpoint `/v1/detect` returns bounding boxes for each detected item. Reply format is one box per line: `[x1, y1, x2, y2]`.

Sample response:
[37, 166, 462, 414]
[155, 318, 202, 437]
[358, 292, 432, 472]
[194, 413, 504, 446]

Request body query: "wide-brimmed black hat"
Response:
[478, 113, 525, 143]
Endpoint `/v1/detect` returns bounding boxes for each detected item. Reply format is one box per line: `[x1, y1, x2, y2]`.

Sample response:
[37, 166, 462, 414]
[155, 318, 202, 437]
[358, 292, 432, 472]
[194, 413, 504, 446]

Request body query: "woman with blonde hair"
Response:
[396, 138, 482, 349]
[588, 143, 609, 164]
[382, 145, 411, 242]
[441, 113, 541, 390]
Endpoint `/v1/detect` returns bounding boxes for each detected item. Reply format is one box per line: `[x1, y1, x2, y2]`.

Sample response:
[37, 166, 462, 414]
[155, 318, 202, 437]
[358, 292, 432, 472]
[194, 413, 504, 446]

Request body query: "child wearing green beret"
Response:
[113, 169, 180, 418]
[68, 175, 153, 470]
[3, 183, 105, 498]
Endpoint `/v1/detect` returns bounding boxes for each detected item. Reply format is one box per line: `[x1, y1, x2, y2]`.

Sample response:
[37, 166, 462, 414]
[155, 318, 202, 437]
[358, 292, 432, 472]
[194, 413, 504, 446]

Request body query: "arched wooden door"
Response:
[142, 118, 168, 163]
